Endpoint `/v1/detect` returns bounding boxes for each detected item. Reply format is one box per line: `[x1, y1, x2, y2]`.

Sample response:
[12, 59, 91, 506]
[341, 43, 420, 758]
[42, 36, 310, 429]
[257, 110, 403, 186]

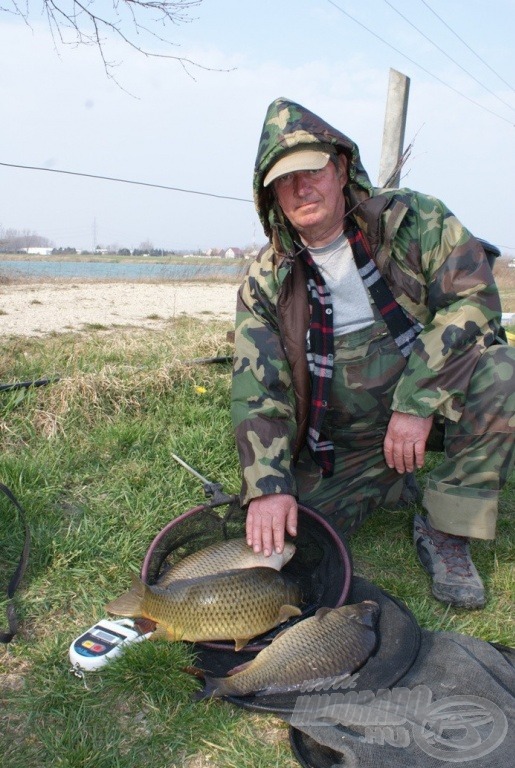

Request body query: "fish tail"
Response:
[105, 573, 146, 617]
[196, 675, 226, 700]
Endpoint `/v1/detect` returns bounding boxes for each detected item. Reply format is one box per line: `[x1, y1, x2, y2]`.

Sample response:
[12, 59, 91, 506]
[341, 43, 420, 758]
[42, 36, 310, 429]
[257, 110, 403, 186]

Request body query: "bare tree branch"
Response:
[1, 1, 231, 82]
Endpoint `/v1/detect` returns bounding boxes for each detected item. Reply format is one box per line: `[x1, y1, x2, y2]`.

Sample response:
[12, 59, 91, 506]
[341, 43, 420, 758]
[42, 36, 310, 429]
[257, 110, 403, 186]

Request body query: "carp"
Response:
[106, 567, 301, 651]
[200, 600, 380, 697]
[157, 537, 296, 588]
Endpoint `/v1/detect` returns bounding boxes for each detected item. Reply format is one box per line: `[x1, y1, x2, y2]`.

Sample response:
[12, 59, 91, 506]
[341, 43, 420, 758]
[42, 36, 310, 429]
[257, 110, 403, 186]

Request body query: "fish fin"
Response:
[226, 659, 253, 676]
[314, 607, 334, 621]
[234, 637, 251, 651]
[277, 604, 302, 623]
[151, 623, 178, 642]
[105, 573, 145, 617]
[255, 672, 353, 698]
[133, 617, 157, 634]
[196, 675, 225, 699]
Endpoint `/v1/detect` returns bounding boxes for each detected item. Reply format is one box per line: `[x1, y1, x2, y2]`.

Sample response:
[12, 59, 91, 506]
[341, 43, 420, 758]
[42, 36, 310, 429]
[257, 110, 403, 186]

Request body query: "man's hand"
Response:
[384, 411, 434, 474]
[246, 493, 298, 556]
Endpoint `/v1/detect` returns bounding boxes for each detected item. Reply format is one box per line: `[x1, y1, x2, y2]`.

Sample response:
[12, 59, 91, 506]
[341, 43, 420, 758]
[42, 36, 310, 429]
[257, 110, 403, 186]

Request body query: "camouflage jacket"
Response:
[231, 98, 501, 506]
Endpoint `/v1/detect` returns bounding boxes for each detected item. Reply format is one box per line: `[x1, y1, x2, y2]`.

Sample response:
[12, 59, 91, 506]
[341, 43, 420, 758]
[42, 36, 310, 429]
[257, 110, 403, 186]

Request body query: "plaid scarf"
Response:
[302, 249, 335, 477]
[302, 222, 421, 477]
[345, 221, 422, 358]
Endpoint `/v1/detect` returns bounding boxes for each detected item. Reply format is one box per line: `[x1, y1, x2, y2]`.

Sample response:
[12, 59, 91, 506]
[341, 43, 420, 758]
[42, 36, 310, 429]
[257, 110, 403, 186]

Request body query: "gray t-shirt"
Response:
[308, 232, 374, 336]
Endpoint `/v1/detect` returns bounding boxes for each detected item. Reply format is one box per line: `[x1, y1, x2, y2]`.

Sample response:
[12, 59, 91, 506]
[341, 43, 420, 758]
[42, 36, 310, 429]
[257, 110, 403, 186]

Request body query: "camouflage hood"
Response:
[254, 97, 374, 254]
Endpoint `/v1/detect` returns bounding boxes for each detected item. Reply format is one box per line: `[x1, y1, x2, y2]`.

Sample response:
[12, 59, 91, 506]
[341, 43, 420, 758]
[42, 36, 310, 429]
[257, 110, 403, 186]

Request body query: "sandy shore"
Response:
[0, 281, 238, 338]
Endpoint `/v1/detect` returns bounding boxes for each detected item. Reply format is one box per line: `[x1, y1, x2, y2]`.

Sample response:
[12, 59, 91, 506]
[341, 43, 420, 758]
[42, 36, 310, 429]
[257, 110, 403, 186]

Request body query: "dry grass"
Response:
[494, 258, 515, 312]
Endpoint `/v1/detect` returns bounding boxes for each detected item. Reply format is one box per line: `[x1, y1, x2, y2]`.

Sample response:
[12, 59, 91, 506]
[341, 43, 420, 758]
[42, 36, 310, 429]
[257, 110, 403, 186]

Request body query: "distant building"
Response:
[224, 247, 244, 259]
[21, 247, 54, 256]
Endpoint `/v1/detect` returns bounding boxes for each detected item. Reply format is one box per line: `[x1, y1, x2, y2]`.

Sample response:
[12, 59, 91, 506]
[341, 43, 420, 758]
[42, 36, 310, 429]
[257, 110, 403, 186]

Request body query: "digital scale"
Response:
[68, 456, 233, 676]
[69, 618, 153, 672]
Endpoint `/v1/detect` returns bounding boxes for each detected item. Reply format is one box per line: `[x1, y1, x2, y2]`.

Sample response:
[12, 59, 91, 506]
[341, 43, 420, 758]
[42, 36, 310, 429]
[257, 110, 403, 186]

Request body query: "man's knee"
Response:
[460, 345, 515, 433]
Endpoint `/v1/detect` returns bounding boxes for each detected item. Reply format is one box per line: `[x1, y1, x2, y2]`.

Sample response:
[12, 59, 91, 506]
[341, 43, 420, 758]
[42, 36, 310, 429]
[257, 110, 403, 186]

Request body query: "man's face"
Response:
[273, 156, 348, 247]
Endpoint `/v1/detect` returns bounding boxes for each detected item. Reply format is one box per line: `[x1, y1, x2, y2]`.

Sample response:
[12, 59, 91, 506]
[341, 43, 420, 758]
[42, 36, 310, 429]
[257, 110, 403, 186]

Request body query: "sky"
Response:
[0, 0, 514, 254]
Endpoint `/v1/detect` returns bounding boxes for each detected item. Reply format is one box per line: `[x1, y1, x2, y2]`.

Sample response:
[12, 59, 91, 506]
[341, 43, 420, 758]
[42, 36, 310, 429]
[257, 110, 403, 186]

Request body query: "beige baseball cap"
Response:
[263, 148, 331, 188]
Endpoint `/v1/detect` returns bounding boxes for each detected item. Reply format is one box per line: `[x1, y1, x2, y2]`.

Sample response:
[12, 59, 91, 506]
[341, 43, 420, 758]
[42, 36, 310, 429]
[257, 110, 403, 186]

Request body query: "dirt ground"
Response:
[1, 261, 513, 339]
[0, 281, 238, 337]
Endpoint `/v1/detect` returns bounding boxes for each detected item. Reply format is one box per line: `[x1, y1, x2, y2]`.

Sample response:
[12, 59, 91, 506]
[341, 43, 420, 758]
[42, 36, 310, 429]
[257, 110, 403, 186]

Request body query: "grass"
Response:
[494, 258, 515, 312]
[0, 318, 298, 768]
[0, 296, 514, 767]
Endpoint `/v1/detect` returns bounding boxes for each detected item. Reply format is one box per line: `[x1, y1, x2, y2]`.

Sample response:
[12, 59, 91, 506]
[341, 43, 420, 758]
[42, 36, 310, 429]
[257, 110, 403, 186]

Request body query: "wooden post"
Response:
[377, 69, 410, 188]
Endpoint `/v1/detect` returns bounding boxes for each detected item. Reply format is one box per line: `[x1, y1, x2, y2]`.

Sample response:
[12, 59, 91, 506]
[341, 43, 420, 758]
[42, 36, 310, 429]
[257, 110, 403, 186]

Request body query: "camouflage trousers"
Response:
[296, 316, 515, 540]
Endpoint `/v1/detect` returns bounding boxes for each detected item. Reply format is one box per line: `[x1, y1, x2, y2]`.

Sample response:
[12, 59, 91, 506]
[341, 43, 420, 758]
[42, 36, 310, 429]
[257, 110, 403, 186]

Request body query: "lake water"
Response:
[0, 259, 247, 282]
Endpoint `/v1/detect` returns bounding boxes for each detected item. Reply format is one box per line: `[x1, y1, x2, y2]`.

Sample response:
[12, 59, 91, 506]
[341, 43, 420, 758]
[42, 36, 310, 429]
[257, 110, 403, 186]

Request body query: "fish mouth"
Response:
[358, 600, 381, 627]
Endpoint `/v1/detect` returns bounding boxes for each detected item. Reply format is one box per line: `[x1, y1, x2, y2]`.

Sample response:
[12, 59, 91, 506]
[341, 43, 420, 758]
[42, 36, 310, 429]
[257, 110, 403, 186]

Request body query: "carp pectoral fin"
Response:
[270, 627, 288, 643]
[277, 604, 302, 623]
[105, 574, 145, 617]
[234, 637, 253, 652]
[314, 607, 334, 621]
[152, 624, 178, 642]
[227, 659, 253, 676]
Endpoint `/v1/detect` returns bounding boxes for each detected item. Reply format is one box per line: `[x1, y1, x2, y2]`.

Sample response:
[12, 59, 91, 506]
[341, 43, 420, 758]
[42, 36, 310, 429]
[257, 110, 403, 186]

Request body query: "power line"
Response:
[383, 0, 515, 113]
[1, 148, 513, 253]
[419, 0, 515, 95]
[324, 0, 515, 127]
[0, 161, 253, 204]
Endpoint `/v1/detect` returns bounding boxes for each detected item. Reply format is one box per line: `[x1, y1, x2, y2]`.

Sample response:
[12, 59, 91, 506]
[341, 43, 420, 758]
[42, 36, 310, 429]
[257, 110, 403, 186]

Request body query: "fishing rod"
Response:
[182, 355, 233, 365]
[0, 376, 60, 392]
[0, 354, 231, 396]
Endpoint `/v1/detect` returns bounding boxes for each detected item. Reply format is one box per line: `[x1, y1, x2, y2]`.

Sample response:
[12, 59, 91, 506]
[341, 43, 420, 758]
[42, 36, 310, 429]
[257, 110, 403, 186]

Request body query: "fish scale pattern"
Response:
[157, 537, 295, 587]
[143, 567, 301, 645]
[205, 601, 380, 697]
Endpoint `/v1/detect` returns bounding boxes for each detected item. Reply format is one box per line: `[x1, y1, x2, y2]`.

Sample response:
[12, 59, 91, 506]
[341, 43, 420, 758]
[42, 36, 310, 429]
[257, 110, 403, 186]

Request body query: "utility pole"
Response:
[92, 218, 97, 252]
[378, 69, 410, 188]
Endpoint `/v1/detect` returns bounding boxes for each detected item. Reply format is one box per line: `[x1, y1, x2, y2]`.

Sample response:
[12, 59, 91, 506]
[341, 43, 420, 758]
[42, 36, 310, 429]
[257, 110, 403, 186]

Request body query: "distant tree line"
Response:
[129, 248, 178, 257]
[0, 227, 52, 252]
[0, 227, 259, 258]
